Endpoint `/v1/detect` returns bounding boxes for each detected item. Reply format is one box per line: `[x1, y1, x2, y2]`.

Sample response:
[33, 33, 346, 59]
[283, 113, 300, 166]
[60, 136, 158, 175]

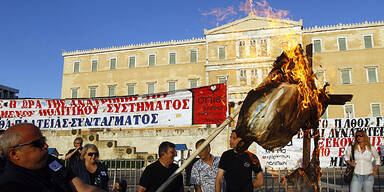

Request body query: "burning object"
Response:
[235, 44, 327, 151]
[233, 44, 352, 191]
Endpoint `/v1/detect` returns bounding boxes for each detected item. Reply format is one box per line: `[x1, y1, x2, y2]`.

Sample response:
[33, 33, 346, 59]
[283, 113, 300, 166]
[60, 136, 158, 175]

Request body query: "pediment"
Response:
[205, 13, 302, 35]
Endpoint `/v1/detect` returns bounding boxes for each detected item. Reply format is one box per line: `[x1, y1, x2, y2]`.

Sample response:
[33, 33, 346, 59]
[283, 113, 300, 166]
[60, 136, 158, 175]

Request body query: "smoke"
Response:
[202, 0, 290, 27]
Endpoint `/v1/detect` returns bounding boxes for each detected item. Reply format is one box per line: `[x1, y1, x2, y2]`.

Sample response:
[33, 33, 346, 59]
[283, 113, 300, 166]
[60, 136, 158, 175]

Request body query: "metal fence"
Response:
[102, 159, 384, 192]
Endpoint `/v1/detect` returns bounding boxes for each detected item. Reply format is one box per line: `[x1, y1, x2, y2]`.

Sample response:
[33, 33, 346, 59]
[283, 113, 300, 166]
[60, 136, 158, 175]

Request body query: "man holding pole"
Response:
[215, 130, 264, 192]
[138, 141, 183, 192]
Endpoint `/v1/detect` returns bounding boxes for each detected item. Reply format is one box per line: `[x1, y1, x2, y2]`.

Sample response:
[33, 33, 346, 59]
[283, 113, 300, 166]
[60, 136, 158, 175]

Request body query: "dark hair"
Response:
[158, 141, 175, 157]
[74, 137, 83, 145]
[195, 139, 209, 148]
[115, 179, 127, 192]
[231, 129, 239, 136]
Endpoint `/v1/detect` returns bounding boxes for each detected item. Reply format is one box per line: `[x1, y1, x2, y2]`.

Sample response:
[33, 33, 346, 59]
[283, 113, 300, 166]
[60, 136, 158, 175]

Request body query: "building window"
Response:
[313, 39, 322, 53]
[148, 54, 156, 66]
[110, 58, 116, 70]
[218, 76, 227, 84]
[74, 61, 80, 73]
[189, 80, 198, 88]
[190, 50, 197, 63]
[262, 68, 269, 78]
[364, 35, 373, 48]
[315, 71, 325, 87]
[344, 104, 354, 118]
[321, 108, 328, 119]
[340, 69, 351, 84]
[250, 40, 257, 57]
[260, 39, 268, 56]
[127, 84, 135, 95]
[169, 52, 176, 64]
[168, 81, 176, 91]
[366, 67, 378, 83]
[239, 41, 245, 58]
[129, 56, 136, 68]
[71, 88, 78, 99]
[251, 69, 258, 85]
[108, 85, 116, 97]
[371, 103, 381, 117]
[281, 41, 288, 51]
[239, 69, 247, 86]
[91, 60, 98, 72]
[218, 47, 225, 60]
[337, 37, 347, 51]
[147, 82, 155, 94]
[89, 87, 97, 98]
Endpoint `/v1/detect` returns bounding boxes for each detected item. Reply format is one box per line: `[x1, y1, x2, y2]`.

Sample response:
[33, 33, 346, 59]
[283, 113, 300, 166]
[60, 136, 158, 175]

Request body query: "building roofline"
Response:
[304, 21, 384, 33]
[204, 13, 303, 35]
[62, 37, 206, 57]
[0, 84, 19, 93]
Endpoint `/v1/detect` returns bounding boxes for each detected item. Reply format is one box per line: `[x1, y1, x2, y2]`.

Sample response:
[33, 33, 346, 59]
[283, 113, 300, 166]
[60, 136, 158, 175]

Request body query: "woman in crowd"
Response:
[73, 144, 109, 190]
[345, 130, 380, 192]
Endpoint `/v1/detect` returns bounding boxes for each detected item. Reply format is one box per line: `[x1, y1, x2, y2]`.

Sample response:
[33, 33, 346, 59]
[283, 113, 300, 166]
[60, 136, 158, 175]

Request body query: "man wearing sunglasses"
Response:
[0, 123, 104, 192]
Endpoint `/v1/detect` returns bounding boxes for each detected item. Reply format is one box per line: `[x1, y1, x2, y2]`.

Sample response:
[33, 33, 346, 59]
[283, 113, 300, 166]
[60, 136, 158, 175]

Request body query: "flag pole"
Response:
[156, 104, 242, 192]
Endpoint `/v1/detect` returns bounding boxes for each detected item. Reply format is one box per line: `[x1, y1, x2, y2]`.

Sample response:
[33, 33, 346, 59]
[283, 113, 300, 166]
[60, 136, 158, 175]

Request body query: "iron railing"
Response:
[101, 159, 383, 192]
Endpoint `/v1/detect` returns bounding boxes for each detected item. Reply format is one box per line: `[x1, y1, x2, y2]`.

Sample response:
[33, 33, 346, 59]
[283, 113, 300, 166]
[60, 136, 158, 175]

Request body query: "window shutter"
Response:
[364, 36, 373, 48]
[372, 104, 381, 117]
[313, 40, 321, 52]
[341, 70, 350, 84]
[367, 68, 377, 83]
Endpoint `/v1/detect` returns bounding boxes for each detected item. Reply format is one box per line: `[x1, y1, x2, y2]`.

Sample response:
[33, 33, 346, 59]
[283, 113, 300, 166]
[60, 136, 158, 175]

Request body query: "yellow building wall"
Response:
[63, 20, 384, 120]
[62, 42, 206, 99]
[303, 24, 384, 118]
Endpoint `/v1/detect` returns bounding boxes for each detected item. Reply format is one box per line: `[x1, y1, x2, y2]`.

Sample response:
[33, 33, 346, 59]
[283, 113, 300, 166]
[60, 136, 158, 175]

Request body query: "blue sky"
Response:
[1, 0, 383, 99]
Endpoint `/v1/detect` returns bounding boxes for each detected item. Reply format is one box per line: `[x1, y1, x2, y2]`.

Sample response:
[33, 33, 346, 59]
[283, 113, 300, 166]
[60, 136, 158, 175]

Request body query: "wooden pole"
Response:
[302, 130, 311, 168]
[155, 104, 242, 192]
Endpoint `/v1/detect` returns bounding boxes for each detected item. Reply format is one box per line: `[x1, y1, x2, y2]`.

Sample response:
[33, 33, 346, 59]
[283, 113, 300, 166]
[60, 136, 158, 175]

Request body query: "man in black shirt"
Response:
[215, 130, 264, 192]
[0, 123, 103, 192]
[138, 141, 184, 192]
[65, 137, 83, 169]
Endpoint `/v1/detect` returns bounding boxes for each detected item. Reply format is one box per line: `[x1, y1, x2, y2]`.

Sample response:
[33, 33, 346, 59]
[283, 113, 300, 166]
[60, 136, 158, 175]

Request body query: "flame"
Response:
[280, 45, 325, 118]
[202, 0, 290, 27]
[201, 6, 237, 27]
[240, 0, 289, 19]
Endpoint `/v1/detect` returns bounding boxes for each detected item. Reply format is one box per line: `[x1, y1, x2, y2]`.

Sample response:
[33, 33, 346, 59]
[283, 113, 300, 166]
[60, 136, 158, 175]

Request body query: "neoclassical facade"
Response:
[62, 13, 384, 119]
[57, 14, 384, 157]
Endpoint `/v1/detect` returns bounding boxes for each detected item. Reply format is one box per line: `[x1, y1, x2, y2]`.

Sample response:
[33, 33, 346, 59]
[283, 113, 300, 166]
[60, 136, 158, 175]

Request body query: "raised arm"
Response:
[65, 148, 79, 160]
[71, 177, 105, 192]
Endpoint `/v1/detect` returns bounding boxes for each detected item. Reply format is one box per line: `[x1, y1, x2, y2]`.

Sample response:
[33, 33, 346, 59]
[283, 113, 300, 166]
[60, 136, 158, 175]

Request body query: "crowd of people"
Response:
[0, 123, 381, 192]
[0, 123, 126, 192]
[137, 130, 264, 192]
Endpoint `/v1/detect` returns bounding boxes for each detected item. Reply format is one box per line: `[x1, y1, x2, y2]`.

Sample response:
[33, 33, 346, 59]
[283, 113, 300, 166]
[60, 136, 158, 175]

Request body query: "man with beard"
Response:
[0, 123, 103, 192]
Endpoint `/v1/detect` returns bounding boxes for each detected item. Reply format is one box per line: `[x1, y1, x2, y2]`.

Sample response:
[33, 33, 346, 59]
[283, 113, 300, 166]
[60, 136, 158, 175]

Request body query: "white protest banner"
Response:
[0, 84, 227, 130]
[257, 117, 384, 169]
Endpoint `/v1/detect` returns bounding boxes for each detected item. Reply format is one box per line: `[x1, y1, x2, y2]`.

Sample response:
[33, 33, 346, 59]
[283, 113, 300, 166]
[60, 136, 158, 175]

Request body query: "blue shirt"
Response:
[190, 156, 220, 192]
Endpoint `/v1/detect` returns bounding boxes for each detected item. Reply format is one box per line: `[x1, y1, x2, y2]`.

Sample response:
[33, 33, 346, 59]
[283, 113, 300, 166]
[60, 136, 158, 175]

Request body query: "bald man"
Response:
[0, 123, 104, 192]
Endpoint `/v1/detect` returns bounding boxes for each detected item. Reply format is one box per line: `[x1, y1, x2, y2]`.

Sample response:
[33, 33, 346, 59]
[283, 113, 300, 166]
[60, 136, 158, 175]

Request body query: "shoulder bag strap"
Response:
[351, 144, 355, 161]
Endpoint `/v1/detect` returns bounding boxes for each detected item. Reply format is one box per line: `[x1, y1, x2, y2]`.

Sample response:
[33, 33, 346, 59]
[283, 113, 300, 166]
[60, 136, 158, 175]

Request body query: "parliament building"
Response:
[56, 13, 384, 158]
